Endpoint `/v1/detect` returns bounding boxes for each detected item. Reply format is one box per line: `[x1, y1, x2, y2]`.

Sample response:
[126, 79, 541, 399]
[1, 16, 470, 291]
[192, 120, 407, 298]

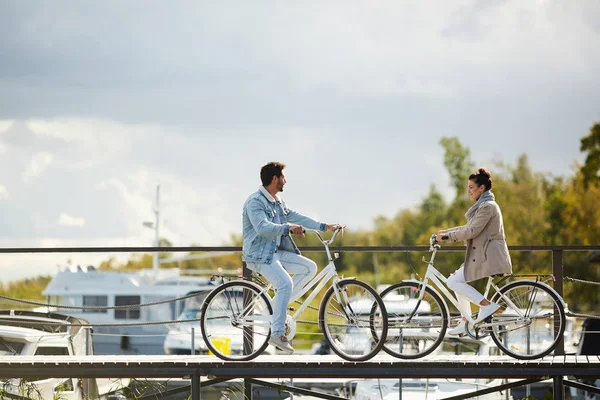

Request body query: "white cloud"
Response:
[22, 151, 53, 181]
[0, 184, 7, 199]
[58, 212, 86, 227]
[0, 120, 13, 133]
[0, 120, 11, 154]
[95, 166, 237, 248]
[26, 118, 149, 169]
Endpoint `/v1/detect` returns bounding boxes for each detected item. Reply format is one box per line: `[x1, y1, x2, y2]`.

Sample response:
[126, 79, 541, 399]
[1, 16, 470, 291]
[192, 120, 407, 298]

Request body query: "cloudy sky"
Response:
[1, 1, 599, 283]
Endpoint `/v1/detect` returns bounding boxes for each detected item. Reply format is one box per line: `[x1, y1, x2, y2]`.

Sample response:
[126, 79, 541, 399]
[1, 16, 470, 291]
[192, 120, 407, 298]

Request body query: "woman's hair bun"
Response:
[478, 168, 491, 178]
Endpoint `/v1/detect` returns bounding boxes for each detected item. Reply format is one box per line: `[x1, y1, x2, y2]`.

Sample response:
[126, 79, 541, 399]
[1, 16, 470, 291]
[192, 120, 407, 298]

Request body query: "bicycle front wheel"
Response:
[379, 281, 448, 359]
[319, 279, 388, 361]
[489, 280, 566, 359]
[200, 280, 272, 361]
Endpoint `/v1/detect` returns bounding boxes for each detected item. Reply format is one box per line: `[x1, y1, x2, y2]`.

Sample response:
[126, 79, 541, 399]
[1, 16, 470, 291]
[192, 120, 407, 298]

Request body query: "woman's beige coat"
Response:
[447, 201, 512, 282]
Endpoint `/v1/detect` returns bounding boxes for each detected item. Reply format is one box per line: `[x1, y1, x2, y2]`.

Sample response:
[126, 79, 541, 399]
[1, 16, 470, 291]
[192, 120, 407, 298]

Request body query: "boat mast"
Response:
[153, 184, 160, 274]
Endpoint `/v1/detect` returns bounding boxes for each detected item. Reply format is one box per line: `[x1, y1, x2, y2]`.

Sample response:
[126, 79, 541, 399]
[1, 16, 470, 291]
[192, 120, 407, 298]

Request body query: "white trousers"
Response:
[446, 266, 485, 317]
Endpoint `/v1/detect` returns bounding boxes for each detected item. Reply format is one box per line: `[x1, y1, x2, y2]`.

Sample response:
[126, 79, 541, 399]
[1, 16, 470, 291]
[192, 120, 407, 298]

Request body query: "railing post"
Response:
[553, 375, 564, 400]
[191, 373, 201, 400]
[551, 249, 565, 356]
[552, 249, 565, 399]
[242, 261, 254, 400]
[552, 249, 564, 299]
[191, 327, 195, 355]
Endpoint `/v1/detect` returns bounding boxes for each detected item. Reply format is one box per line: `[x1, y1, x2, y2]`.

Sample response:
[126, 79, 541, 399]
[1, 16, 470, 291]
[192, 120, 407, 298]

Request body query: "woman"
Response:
[436, 168, 512, 336]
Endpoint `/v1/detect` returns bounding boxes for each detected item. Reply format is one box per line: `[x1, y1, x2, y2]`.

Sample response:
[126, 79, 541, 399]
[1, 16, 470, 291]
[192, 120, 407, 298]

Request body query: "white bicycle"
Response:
[379, 234, 566, 360]
[200, 227, 388, 361]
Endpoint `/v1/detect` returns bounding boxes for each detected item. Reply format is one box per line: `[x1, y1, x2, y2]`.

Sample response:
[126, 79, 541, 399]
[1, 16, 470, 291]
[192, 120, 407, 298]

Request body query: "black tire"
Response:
[200, 280, 272, 361]
[379, 281, 448, 359]
[319, 279, 388, 361]
[489, 280, 566, 359]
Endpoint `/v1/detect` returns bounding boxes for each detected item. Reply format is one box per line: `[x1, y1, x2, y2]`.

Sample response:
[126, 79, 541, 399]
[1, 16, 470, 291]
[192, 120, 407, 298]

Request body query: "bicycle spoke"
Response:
[201, 281, 272, 361]
[320, 280, 387, 361]
[490, 281, 565, 359]
[380, 282, 448, 359]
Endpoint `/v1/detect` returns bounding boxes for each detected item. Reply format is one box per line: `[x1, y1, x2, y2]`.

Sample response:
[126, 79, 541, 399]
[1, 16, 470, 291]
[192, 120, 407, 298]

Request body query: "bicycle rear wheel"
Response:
[319, 279, 388, 361]
[489, 280, 566, 359]
[200, 280, 272, 361]
[379, 281, 448, 359]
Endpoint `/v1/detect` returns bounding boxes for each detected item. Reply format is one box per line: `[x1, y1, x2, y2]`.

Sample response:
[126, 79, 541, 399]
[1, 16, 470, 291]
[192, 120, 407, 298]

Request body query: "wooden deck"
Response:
[0, 354, 598, 380]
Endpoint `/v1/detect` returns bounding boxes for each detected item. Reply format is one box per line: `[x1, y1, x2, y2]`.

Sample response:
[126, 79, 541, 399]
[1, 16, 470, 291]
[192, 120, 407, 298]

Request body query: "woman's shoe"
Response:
[475, 303, 500, 324]
[448, 320, 467, 336]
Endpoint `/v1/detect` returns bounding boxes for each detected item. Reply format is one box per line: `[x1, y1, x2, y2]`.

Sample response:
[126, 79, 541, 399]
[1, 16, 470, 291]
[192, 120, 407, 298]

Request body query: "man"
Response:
[242, 161, 340, 354]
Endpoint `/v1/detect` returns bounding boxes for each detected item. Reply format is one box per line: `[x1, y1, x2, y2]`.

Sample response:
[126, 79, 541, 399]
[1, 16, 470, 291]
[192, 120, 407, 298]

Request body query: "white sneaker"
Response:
[448, 320, 467, 336]
[475, 303, 500, 324]
[269, 335, 295, 354]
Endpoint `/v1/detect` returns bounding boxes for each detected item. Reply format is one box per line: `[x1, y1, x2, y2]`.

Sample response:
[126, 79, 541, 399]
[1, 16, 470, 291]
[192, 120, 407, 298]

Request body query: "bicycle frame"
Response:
[412, 243, 527, 328]
[239, 228, 347, 327]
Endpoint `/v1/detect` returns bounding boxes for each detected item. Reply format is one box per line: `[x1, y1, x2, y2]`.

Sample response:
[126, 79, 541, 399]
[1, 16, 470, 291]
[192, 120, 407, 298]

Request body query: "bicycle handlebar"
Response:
[429, 233, 449, 251]
[306, 225, 346, 246]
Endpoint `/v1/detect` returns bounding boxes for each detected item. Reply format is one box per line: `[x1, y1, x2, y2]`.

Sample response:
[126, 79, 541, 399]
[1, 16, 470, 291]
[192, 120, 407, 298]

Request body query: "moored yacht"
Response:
[42, 265, 217, 355]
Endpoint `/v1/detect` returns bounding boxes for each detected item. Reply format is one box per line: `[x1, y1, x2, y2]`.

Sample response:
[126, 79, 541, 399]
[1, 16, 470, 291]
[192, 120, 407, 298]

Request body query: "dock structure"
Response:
[0, 354, 599, 400]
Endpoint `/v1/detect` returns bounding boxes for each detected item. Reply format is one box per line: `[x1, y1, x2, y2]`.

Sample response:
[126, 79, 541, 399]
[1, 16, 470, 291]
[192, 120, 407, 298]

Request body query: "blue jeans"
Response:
[247, 251, 317, 337]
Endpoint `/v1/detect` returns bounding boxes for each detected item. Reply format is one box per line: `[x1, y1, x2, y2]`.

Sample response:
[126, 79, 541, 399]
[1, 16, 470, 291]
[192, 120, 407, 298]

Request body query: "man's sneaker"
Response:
[269, 335, 295, 354]
[475, 303, 500, 324]
[448, 320, 467, 336]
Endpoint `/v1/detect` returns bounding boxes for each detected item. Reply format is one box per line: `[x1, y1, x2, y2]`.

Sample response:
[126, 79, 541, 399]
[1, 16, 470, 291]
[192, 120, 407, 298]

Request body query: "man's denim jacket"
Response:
[242, 186, 326, 264]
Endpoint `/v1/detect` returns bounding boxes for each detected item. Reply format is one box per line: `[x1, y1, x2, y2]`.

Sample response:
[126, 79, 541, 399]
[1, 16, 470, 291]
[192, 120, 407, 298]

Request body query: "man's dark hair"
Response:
[260, 162, 286, 186]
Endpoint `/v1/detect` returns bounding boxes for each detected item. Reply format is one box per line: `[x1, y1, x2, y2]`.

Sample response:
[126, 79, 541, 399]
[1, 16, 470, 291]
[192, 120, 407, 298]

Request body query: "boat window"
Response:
[178, 309, 201, 320]
[35, 346, 70, 356]
[83, 295, 108, 314]
[0, 338, 25, 355]
[114, 296, 141, 320]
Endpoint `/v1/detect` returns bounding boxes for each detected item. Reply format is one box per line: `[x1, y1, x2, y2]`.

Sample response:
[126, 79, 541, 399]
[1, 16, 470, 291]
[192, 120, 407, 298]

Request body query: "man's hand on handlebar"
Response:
[326, 224, 343, 233]
[289, 224, 305, 237]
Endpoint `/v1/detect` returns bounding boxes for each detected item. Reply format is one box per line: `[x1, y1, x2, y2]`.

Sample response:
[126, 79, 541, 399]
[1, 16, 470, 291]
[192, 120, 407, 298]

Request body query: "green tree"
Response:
[439, 137, 476, 226]
[580, 122, 600, 188]
[439, 137, 476, 198]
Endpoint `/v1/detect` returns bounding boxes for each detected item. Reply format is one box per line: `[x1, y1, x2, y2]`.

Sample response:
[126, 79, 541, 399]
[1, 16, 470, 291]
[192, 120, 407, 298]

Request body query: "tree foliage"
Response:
[580, 122, 600, 188]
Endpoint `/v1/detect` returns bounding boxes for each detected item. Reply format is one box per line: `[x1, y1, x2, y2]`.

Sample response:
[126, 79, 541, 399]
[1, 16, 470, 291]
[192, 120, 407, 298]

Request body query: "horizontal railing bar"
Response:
[0, 245, 599, 254]
[564, 379, 600, 395]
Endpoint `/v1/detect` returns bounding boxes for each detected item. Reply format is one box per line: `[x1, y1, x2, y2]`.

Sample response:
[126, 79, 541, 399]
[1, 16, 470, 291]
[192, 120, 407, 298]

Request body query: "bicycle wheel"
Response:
[379, 281, 448, 359]
[489, 280, 566, 360]
[319, 279, 388, 361]
[200, 280, 272, 361]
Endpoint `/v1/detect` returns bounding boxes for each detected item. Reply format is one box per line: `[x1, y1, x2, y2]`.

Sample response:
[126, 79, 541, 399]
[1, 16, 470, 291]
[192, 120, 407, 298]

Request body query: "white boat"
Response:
[42, 265, 217, 355]
[163, 289, 209, 355]
[0, 310, 128, 400]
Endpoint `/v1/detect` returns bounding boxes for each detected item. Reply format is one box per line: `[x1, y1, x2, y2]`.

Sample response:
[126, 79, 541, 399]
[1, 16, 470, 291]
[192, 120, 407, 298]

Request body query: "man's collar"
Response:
[259, 186, 281, 203]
